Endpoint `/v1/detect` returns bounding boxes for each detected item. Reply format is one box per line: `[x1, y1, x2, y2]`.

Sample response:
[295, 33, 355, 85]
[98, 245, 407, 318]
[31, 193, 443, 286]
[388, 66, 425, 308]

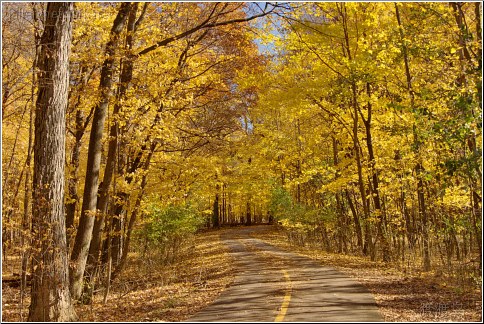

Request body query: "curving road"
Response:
[189, 226, 383, 322]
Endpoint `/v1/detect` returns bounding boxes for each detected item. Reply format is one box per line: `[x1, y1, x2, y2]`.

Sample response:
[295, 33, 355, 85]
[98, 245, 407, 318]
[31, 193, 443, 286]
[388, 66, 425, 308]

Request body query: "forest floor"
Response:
[1, 229, 235, 322]
[2, 225, 482, 322]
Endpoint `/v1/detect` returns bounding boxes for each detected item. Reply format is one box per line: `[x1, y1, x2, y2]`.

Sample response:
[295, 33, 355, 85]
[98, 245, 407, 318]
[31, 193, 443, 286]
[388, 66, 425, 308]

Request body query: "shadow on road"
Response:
[188, 226, 383, 322]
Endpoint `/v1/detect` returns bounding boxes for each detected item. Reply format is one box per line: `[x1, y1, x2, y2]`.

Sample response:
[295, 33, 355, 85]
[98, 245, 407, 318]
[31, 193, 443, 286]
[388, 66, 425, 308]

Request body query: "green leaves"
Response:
[143, 202, 204, 246]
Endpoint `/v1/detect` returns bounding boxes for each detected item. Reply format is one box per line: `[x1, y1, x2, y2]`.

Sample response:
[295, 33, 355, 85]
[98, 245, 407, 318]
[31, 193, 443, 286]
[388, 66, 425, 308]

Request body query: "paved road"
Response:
[189, 226, 383, 322]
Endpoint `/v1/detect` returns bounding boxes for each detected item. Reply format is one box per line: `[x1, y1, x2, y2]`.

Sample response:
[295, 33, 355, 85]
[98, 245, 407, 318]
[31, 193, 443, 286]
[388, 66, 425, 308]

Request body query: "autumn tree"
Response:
[243, 2, 481, 274]
[65, 2, 279, 300]
[69, 2, 131, 301]
[28, 2, 77, 321]
[2, 3, 480, 315]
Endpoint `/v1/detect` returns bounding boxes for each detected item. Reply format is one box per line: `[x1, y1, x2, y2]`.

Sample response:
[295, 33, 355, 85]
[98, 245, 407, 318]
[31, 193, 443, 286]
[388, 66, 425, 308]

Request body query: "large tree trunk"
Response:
[69, 3, 131, 301]
[29, 3, 77, 321]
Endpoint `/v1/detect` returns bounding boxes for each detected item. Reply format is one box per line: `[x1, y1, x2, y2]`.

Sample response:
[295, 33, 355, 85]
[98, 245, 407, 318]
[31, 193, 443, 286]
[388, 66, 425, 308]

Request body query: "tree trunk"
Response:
[21, 12, 41, 316]
[69, 3, 131, 300]
[29, 3, 77, 321]
[222, 184, 227, 225]
[65, 65, 95, 248]
[351, 82, 371, 256]
[87, 3, 139, 278]
[65, 109, 83, 247]
[110, 212, 123, 268]
[332, 137, 346, 253]
[450, 2, 482, 268]
[395, 3, 430, 271]
[341, 7, 372, 256]
[110, 130, 156, 280]
[213, 191, 220, 228]
[361, 82, 390, 262]
[345, 189, 363, 249]
[111, 170, 149, 281]
[246, 201, 252, 226]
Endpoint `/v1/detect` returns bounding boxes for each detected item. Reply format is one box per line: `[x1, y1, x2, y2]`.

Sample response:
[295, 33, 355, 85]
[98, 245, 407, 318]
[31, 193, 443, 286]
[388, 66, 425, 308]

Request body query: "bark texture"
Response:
[29, 2, 77, 321]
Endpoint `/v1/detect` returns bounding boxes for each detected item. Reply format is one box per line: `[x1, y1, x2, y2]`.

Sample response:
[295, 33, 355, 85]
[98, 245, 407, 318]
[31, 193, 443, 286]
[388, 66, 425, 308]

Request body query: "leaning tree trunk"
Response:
[69, 3, 131, 301]
[29, 2, 77, 321]
[86, 4, 140, 290]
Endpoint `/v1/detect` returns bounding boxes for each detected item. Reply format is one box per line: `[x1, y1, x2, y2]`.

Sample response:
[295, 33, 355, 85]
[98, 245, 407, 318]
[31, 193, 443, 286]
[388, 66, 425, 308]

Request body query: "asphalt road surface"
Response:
[189, 226, 383, 322]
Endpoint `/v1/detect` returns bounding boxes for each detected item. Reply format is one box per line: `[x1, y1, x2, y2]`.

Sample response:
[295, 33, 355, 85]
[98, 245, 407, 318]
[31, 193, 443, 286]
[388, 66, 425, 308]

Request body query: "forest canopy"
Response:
[1, 2, 482, 321]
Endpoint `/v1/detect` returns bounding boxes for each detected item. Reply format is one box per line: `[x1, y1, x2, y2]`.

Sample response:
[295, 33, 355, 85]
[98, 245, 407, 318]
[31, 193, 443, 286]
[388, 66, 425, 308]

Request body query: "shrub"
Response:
[141, 203, 204, 264]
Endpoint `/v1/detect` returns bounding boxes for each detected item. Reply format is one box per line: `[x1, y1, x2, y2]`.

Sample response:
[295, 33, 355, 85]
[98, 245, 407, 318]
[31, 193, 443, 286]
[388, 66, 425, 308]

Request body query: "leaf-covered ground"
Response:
[2, 225, 481, 322]
[249, 225, 482, 322]
[2, 229, 235, 322]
